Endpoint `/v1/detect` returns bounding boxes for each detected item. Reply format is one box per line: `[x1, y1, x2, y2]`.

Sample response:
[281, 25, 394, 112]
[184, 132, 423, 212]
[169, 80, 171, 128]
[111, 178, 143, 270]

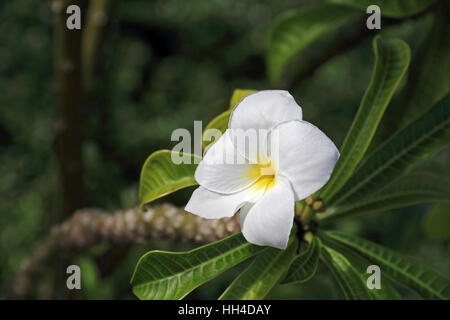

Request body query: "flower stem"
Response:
[304, 232, 313, 244]
[301, 205, 315, 224]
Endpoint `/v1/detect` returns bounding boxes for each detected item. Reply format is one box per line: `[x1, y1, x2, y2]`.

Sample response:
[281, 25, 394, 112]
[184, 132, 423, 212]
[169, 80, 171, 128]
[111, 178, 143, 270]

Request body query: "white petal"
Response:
[270, 120, 339, 201]
[240, 176, 295, 249]
[195, 130, 258, 194]
[229, 90, 302, 163]
[229, 90, 302, 132]
[185, 186, 264, 219]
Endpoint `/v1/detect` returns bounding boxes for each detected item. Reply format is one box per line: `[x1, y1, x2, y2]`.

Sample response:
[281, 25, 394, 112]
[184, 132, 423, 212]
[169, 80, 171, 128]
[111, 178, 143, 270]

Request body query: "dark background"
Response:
[0, 0, 448, 299]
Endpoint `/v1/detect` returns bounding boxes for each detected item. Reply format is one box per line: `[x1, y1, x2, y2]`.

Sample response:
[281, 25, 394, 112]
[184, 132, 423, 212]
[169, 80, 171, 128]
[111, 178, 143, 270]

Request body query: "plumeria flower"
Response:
[185, 90, 339, 249]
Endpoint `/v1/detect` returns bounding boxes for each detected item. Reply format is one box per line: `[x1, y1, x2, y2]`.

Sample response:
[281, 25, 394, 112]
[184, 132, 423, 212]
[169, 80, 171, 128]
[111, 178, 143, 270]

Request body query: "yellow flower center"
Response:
[246, 161, 277, 194]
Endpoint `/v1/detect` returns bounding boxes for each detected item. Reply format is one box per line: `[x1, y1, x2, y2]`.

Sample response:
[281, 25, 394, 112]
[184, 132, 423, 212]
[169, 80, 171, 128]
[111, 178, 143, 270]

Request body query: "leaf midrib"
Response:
[327, 233, 448, 299]
[133, 241, 255, 293]
[335, 182, 449, 212]
[323, 38, 406, 200]
[321, 247, 367, 299]
[286, 241, 316, 281]
[234, 248, 288, 299]
[333, 116, 450, 205]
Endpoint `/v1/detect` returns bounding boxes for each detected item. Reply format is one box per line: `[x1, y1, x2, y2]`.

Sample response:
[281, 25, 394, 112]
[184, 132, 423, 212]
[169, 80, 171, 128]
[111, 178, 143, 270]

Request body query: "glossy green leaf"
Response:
[320, 172, 450, 220]
[321, 245, 373, 300]
[229, 89, 257, 110]
[370, 9, 450, 151]
[321, 231, 450, 299]
[368, 279, 402, 300]
[351, 261, 401, 300]
[423, 203, 450, 242]
[131, 232, 264, 300]
[202, 110, 231, 149]
[319, 237, 401, 299]
[328, 94, 450, 207]
[219, 236, 298, 300]
[328, 0, 437, 18]
[320, 36, 410, 202]
[282, 236, 321, 284]
[139, 150, 201, 208]
[267, 4, 360, 83]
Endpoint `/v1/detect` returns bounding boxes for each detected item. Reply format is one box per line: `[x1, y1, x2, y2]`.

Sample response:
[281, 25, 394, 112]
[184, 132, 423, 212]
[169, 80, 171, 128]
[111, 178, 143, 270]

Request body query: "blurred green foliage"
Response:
[0, 0, 448, 299]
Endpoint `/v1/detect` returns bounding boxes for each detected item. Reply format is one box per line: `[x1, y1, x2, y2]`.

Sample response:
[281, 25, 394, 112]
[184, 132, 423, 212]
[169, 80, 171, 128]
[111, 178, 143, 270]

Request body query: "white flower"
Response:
[185, 90, 339, 249]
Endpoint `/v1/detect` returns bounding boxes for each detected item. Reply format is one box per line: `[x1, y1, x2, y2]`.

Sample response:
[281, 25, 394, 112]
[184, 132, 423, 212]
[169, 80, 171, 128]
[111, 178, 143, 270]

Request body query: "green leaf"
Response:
[369, 281, 402, 300]
[321, 231, 450, 299]
[202, 110, 231, 149]
[327, 0, 437, 18]
[400, 8, 450, 123]
[319, 237, 401, 299]
[321, 245, 373, 300]
[320, 172, 450, 220]
[423, 203, 450, 242]
[370, 9, 450, 151]
[219, 236, 298, 300]
[351, 262, 401, 300]
[130, 232, 264, 300]
[78, 257, 100, 293]
[368, 279, 402, 300]
[320, 36, 410, 202]
[327, 93, 450, 207]
[139, 150, 201, 208]
[282, 236, 321, 284]
[266, 4, 360, 83]
[229, 89, 257, 110]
